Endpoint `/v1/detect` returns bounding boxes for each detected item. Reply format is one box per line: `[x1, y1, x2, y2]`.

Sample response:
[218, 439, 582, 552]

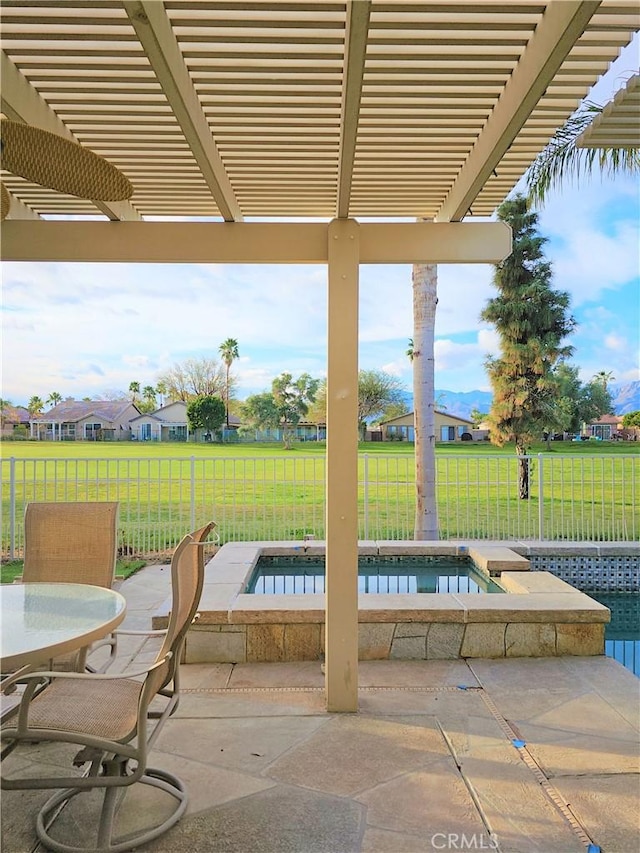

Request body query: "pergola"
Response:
[1, 1, 638, 711]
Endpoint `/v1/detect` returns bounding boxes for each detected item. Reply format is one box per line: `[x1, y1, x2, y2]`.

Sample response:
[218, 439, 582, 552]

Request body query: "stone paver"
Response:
[454, 756, 584, 852]
[266, 714, 449, 797]
[136, 784, 365, 853]
[357, 761, 486, 837]
[552, 775, 640, 853]
[155, 714, 330, 774]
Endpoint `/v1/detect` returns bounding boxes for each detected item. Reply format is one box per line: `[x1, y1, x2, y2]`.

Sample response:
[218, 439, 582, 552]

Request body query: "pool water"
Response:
[590, 592, 640, 677]
[247, 555, 504, 595]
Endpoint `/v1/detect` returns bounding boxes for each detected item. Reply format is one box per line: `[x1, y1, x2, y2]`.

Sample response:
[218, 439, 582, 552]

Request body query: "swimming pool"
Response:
[247, 555, 504, 595]
[591, 592, 639, 677]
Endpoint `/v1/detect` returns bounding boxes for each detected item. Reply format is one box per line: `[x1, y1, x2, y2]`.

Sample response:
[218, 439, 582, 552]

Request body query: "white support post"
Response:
[325, 218, 360, 712]
[538, 453, 545, 541]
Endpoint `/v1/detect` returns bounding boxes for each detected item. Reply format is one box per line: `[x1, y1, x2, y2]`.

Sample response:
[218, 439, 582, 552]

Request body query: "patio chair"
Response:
[23, 501, 119, 672]
[1, 521, 215, 853]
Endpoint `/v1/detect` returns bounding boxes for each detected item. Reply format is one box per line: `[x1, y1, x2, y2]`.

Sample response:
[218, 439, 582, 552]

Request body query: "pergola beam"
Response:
[1, 221, 512, 264]
[435, 0, 601, 222]
[336, 1, 371, 218]
[0, 52, 141, 222]
[123, 1, 243, 222]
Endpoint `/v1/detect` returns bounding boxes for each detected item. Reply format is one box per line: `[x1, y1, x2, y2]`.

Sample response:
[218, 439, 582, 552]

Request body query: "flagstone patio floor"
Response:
[2, 565, 638, 853]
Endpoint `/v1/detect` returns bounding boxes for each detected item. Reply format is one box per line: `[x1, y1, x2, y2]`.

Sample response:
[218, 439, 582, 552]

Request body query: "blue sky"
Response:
[2, 40, 639, 408]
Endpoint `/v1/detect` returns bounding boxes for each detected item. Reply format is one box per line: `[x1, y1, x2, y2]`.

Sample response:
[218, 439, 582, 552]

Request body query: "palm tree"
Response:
[128, 381, 140, 402]
[142, 385, 157, 409]
[411, 259, 439, 540]
[46, 391, 62, 408]
[27, 395, 44, 416]
[27, 396, 45, 438]
[218, 338, 239, 429]
[526, 100, 640, 206]
[156, 379, 168, 408]
[593, 370, 615, 392]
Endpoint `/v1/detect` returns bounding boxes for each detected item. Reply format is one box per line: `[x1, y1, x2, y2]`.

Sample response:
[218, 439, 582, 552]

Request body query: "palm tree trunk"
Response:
[412, 260, 439, 540]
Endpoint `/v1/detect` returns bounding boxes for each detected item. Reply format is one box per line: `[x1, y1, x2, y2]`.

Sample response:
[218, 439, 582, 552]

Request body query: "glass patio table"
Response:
[1, 583, 126, 672]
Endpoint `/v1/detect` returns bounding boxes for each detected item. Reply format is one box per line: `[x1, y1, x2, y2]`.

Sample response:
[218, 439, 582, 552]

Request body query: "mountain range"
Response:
[401, 381, 640, 420]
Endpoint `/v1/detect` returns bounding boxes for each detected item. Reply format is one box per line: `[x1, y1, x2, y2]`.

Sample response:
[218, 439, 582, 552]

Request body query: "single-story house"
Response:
[31, 400, 141, 441]
[241, 419, 326, 443]
[0, 405, 30, 437]
[585, 414, 622, 440]
[129, 400, 242, 442]
[380, 410, 474, 442]
[129, 401, 189, 442]
[585, 414, 638, 441]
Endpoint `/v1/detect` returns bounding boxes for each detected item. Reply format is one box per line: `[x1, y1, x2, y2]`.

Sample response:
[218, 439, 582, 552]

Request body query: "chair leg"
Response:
[35, 767, 188, 853]
[85, 635, 118, 674]
[97, 785, 122, 850]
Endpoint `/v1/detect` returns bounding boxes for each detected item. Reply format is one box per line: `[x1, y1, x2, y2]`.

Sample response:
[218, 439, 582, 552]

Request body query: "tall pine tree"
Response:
[481, 195, 575, 499]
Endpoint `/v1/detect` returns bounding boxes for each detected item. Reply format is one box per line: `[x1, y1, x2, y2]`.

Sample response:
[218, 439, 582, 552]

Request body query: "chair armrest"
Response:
[1, 665, 36, 694]
[113, 629, 167, 638]
[1, 652, 173, 690]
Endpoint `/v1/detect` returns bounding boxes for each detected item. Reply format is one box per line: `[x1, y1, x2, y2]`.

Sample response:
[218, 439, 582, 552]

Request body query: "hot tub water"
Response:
[247, 554, 504, 595]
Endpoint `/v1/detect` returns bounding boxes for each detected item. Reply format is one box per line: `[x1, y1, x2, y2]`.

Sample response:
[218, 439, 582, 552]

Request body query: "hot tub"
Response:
[152, 540, 610, 664]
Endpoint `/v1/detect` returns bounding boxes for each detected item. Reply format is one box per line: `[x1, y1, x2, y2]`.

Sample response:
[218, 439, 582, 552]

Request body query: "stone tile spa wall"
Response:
[151, 542, 614, 664]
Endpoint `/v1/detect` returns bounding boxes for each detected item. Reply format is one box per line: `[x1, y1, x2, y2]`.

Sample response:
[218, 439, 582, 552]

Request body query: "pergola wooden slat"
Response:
[2, 1, 637, 220]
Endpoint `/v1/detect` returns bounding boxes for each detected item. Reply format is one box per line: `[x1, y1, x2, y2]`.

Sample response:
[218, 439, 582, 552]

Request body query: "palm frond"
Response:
[525, 101, 640, 207]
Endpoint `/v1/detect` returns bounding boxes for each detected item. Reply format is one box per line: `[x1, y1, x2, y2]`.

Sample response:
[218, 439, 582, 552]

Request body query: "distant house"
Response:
[585, 414, 624, 441]
[0, 405, 30, 437]
[298, 420, 326, 441]
[244, 419, 326, 443]
[32, 400, 141, 441]
[129, 401, 190, 442]
[582, 414, 638, 441]
[379, 410, 474, 442]
[129, 400, 242, 442]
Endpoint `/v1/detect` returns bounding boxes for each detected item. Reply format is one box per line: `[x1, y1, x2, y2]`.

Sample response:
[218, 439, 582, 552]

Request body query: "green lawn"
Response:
[2, 438, 638, 547]
[1, 558, 147, 584]
[1, 437, 636, 459]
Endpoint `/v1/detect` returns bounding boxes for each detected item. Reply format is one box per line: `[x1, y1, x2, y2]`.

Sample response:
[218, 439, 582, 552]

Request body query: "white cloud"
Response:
[433, 326, 499, 373]
[581, 305, 615, 324]
[435, 339, 478, 371]
[380, 360, 405, 377]
[604, 334, 627, 352]
[358, 266, 413, 343]
[477, 328, 500, 355]
[618, 365, 640, 383]
[121, 354, 153, 369]
[235, 367, 275, 391]
[1, 261, 335, 401]
[547, 219, 640, 305]
[434, 265, 496, 336]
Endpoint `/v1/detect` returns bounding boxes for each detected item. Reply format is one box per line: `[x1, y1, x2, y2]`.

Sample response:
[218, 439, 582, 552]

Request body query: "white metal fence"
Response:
[2, 453, 638, 558]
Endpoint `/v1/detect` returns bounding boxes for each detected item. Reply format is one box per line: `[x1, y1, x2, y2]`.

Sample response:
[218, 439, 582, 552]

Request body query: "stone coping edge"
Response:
[153, 541, 614, 629]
